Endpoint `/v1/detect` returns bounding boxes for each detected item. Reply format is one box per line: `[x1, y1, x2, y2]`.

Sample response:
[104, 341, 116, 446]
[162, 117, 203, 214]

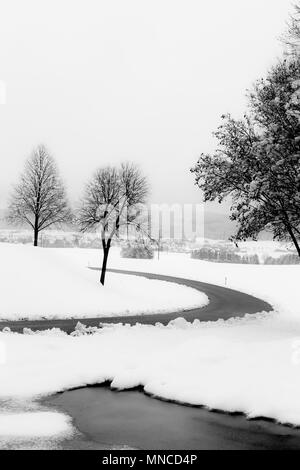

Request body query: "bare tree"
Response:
[7, 145, 72, 246]
[78, 162, 149, 285]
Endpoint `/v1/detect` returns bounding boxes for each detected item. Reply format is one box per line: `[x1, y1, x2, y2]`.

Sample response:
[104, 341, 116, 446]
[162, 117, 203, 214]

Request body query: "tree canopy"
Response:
[191, 58, 300, 255]
[78, 162, 148, 284]
[284, 1, 300, 55]
[7, 145, 72, 246]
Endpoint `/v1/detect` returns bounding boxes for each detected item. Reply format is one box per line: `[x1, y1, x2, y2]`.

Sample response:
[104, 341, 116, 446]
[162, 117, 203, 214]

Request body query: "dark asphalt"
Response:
[0, 268, 273, 334]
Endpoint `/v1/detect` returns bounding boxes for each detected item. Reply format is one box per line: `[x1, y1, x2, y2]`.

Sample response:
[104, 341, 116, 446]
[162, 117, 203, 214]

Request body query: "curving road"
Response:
[0, 268, 273, 334]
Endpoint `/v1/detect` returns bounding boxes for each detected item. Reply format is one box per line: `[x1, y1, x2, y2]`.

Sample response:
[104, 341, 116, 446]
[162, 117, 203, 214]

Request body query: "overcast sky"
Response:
[0, 0, 293, 210]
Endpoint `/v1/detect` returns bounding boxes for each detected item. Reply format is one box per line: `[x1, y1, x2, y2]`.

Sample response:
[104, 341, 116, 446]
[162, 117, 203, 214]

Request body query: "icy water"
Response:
[44, 385, 300, 450]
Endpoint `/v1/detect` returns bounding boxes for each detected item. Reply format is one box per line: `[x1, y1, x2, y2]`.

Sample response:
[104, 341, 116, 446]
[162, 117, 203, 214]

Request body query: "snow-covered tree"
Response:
[191, 59, 300, 256]
[78, 162, 148, 285]
[7, 145, 72, 246]
[284, 1, 300, 55]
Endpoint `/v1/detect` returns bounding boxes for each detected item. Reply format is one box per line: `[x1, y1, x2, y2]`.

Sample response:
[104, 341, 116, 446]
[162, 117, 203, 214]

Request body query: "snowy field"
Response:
[0, 244, 208, 320]
[1, 243, 300, 446]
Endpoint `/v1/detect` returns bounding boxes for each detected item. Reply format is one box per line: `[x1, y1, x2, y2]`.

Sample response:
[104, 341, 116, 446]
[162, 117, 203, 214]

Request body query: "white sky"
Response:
[0, 0, 293, 209]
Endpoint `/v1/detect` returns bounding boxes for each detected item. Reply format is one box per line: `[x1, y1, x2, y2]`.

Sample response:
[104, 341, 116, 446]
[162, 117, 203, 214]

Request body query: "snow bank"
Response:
[2, 312, 300, 426]
[0, 244, 208, 320]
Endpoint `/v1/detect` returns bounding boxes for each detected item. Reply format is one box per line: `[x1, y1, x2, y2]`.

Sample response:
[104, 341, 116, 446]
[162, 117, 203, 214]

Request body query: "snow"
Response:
[1, 312, 300, 427]
[0, 412, 72, 438]
[0, 244, 208, 320]
[1, 244, 300, 437]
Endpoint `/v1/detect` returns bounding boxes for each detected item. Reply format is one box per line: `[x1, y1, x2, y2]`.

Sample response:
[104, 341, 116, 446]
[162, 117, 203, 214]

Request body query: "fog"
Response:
[0, 0, 292, 210]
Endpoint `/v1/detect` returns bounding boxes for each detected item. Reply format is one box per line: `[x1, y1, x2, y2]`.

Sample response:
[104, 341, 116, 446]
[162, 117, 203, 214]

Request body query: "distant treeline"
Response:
[264, 254, 300, 265]
[121, 243, 154, 259]
[191, 248, 300, 265]
[191, 248, 259, 264]
[0, 232, 104, 249]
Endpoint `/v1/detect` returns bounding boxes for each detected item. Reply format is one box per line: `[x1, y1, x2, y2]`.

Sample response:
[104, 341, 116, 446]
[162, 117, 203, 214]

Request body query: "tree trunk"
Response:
[33, 222, 39, 247]
[100, 247, 109, 285]
[286, 225, 300, 257]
